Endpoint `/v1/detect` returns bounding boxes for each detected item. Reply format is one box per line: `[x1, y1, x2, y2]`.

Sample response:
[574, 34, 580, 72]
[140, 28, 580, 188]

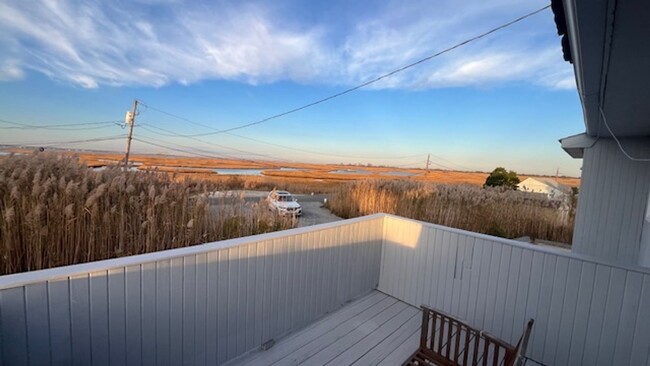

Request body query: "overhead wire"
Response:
[139, 116, 467, 168]
[139, 119, 425, 160]
[133, 6, 550, 166]
[133, 133, 237, 160]
[131, 137, 255, 161]
[135, 103, 425, 160]
[3, 6, 551, 167]
[133, 133, 278, 161]
[212, 132, 426, 160]
[427, 161, 456, 170]
[427, 154, 473, 171]
[599, 108, 650, 162]
[137, 5, 550, 136]
[4, 135, 128, 147]
[136, 123, 285, 161]
[0, 118, 123, 130]
[392, 160, 429, 168]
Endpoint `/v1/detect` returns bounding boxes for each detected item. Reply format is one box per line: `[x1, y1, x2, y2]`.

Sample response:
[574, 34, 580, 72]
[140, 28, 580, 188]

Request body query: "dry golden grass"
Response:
[0, 149, 579, 275]
[327, 180, 575, 243]
[0, 152, 293, 275]
[190, 174, 341, 194]
[4, 149, 580, 188]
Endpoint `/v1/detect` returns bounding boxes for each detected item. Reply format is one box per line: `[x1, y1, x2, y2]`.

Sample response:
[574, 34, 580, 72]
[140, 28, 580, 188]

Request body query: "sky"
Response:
[0, 0, 586, 176]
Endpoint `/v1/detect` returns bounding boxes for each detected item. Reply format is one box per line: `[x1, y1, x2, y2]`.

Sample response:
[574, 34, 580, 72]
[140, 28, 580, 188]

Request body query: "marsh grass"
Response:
[327, 180, 575, 243]
[0, 153, 292, 275]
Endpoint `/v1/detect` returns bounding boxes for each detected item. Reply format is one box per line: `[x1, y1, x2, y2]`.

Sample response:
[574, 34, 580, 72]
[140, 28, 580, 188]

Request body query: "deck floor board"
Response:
[229, 290, 420, 366]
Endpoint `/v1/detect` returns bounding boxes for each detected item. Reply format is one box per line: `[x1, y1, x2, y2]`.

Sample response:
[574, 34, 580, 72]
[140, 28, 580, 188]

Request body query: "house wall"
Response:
[572, 138, 650, 266]
[639, 194, 650, 266]
[0, 215, 385, 366]
[518, 178, 569, 200]
[378, 214, 650, 366]
[519, 178, 555, 195]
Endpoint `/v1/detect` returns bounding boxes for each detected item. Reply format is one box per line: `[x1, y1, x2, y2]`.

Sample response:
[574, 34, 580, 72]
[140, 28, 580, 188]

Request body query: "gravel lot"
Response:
[208, 190, 342, 228]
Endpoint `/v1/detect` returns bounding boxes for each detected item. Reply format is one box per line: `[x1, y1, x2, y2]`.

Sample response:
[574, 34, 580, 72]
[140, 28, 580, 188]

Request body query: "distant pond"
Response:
[380, 171, 417, 177]
[214, 168, 264, 176]
[329, 169, 371, 175]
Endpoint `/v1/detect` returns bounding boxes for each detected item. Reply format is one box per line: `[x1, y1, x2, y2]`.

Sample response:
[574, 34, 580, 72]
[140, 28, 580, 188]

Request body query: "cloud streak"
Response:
[0, 0, 574, 90]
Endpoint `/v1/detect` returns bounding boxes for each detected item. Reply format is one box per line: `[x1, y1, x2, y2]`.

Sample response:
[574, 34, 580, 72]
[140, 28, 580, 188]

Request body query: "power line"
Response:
[140, 119, 424, 160]
[426, 153, 472, 171]
[222, 132, 425, 160]
[137, 112, 466, 166]
[136, 124, 284, 161]
[139, 102, 422, 159]
[135, 103, 215, 131]
[4, 135, 128, 147]
[133, 6, 548, 164]
[132, 137, 246, 160]
[138, 124, 426, 166]
[133, 133, 258, 161]
[0, 118, 122, 130]
[427, 160, 456, 170]
[392, 160, 429, 168]
[0, 124, 118, 131]
[138, 5, 549, 137]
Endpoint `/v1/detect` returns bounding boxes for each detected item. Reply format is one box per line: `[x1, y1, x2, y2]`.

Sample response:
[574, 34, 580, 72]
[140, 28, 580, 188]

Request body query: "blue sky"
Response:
[0, 0, 585, 176]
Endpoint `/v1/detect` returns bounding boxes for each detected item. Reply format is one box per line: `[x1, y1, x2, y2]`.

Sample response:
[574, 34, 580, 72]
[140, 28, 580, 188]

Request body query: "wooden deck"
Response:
[229, 290, 421, 366]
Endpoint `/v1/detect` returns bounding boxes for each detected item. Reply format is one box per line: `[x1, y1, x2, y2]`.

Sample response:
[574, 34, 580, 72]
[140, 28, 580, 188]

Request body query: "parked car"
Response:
[267, 190, 302, 217]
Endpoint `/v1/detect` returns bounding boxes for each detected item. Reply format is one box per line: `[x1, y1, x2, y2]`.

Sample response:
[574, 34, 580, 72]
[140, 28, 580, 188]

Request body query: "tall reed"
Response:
[327, 180, 575, 243]
[0, 153, 292, 275]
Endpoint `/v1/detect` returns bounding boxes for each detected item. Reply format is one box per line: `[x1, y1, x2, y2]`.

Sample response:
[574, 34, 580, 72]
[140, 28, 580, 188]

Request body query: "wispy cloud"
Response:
[0, 0, 574, 90]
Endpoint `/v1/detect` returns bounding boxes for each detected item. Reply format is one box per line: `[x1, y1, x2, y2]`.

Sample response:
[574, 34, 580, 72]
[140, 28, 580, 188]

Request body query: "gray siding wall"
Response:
[0, 215, 384, 366]
[572, 138, 650, 265]
[641, 193, 650, 266]
[378, 215, 650, 366]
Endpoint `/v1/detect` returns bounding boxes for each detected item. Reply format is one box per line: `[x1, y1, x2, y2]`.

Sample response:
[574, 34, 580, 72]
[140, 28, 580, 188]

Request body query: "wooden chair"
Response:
[403, 305, 534, 366]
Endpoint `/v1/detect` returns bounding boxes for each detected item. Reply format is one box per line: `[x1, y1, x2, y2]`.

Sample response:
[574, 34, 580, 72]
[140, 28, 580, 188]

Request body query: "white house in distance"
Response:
[518, 177, 572, 200]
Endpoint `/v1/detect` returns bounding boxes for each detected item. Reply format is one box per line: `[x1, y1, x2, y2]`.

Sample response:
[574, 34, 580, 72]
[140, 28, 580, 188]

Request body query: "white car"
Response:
[267, 190, 302, 217]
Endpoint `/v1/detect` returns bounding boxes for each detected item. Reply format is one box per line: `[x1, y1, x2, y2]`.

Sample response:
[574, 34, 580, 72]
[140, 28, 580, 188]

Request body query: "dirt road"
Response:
[208, 190, 342, 227]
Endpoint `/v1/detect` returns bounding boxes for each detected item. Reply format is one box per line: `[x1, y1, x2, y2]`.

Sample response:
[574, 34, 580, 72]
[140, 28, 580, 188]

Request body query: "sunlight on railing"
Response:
[383, 215, 424, 249]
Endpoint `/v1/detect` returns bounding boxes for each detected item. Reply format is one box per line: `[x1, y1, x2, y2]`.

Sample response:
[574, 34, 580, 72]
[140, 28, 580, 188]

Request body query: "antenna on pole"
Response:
[123, 99, 138, 167]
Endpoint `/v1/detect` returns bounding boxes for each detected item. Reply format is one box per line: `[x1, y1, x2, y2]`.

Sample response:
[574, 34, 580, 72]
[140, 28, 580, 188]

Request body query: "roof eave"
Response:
[559, 133, 597, 158]
[561, 0, 609, 137]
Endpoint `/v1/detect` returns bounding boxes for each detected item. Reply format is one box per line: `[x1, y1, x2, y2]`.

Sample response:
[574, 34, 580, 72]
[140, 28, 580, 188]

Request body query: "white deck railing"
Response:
[2, 213, 650, 365]
[379, 214, 650, 366]
[0, 215, 384, 366]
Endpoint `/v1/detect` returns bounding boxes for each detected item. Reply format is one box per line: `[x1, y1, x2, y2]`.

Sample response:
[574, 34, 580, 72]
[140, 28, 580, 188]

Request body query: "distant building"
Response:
[518, 177, 572, 200]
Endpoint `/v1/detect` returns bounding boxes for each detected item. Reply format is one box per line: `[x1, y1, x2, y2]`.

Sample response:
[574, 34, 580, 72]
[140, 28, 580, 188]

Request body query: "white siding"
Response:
[0, 215, 385, 366]
[4, 212, 650, 366]
[572, 138, 650, 265]
[518, 178, 569, 199]
[639, 193, 650, 266]
[378, 215, 650, 366]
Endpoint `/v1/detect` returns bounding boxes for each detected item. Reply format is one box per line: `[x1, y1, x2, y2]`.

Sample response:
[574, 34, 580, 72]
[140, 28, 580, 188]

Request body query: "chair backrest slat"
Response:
[410, 305, 534, 366]
[420, 306, 429, 349]
[430, 311, 437, 351]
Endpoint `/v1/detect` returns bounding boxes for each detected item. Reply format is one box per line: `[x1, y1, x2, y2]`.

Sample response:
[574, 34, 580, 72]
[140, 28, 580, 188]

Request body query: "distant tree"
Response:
[484, 167, 520, 189]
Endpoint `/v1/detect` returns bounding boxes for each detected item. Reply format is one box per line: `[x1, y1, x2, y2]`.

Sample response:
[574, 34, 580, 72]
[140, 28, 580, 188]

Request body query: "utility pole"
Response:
[123, 99, 138, 167]
[425, 154, 431, 173]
